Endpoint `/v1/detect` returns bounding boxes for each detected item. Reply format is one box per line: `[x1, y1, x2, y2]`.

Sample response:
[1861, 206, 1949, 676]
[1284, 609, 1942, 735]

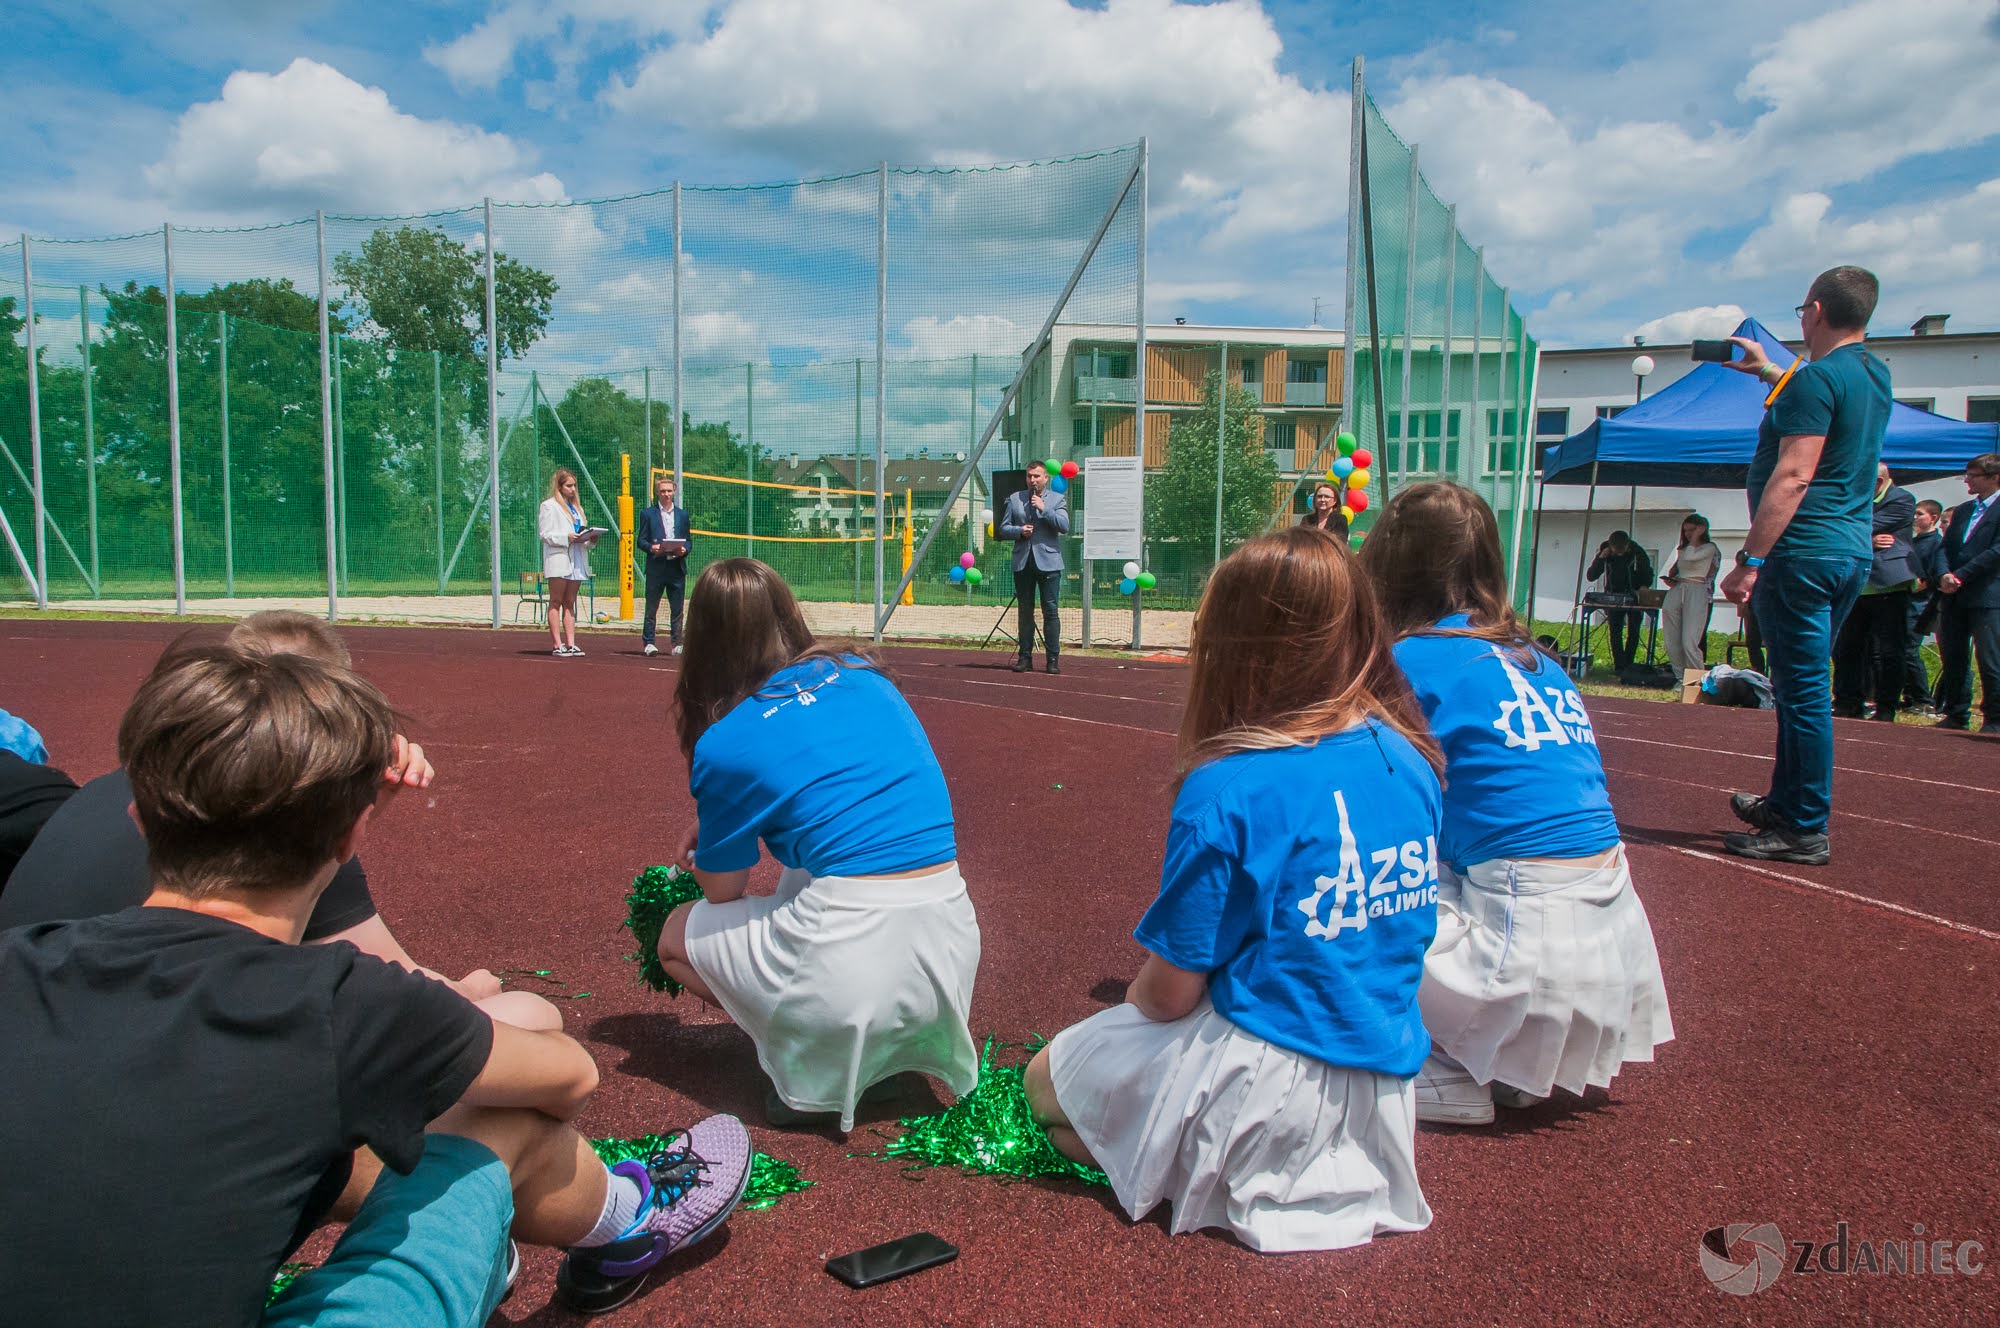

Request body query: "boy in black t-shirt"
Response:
[0, 646, 751, 1326]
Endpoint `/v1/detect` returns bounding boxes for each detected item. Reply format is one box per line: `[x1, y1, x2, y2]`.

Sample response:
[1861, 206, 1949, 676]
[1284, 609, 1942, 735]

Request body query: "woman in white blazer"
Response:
[538, 468, 597, 656]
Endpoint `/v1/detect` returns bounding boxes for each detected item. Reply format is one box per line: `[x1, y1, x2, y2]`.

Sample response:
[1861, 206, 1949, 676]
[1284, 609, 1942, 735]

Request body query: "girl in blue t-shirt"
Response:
[1359, 481, 1672, 1126]
[1024, 527, 1442, 1253]
[652, 559, 980, 1131]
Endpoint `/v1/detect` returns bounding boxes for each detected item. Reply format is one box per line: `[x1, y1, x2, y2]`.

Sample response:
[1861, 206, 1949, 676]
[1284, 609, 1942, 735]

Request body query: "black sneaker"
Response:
[1010, 658, 1033, 673]
[1729, 792, 1780, 830]
[554, 1116, 752, 1315]
[1045, 659, 1061, 675]
[1724, 826, 1830, 866]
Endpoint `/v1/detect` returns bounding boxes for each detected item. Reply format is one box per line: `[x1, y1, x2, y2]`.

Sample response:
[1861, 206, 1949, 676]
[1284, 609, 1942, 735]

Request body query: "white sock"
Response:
[574, 1167, 646, 1248]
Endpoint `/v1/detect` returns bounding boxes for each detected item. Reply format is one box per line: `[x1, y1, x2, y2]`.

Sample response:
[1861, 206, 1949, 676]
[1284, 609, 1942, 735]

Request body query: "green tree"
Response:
[1145, 372, 1280, 565]
[178, 278, 347, 335]
[333, 226, 556, 361]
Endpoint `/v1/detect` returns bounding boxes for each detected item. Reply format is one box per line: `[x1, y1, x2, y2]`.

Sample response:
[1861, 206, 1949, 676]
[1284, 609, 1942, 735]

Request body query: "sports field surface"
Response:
[8, 618, 1997, 1326]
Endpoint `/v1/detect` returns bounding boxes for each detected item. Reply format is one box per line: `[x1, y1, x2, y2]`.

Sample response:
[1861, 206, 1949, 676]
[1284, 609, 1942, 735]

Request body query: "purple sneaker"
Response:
[554, 1114, 752, 1315]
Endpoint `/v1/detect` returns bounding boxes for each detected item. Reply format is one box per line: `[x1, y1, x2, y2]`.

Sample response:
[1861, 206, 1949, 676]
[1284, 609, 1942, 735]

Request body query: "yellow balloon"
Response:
[986, 523, 996, 537]
[1347, 468, 1370, 490]
[1325, 470, 1338, 483]
[1339, 506, 1355, 521]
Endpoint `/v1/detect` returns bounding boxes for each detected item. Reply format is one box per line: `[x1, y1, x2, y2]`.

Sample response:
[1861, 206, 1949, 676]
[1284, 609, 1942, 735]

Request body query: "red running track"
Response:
[6, 619, 1998, 1326]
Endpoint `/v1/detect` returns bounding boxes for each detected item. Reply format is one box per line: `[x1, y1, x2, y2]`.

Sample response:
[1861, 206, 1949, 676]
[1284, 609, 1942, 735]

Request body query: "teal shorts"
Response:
[264, 1134, 514, 1328]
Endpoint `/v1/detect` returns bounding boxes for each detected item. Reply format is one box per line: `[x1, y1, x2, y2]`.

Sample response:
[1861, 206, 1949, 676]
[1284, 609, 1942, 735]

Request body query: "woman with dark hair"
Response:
[1359, 481, 1671, 1126]
[1300, 481, 1350, 539]
[1659, 512, 1721, 678]
[1024, 527, 1441, 1252]
[538, 467, 598, 657]
[653, 559, 980, 1129]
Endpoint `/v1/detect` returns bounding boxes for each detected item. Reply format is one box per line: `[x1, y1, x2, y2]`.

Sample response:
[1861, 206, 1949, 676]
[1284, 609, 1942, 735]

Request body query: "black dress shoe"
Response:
[1935, 717, 1971, 730]
[1011, 658, 1033, 673]
[1729, 792, 1780, 830]
[1045, 659, 1060, 675]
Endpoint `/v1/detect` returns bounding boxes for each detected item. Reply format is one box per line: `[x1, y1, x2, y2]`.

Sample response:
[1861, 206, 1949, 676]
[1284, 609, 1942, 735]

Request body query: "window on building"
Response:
[1968, 398, 2000, 425]
[1596, 404, 1629, 420]
[1265, 418, 1296, 452]
[1087, 348, 1134, 379]
[1536, 407, 1570, 438]
[1287, 358, 1329, 384]
[1071, 416, 1111, 452]
[1895, 397, 1936, 413]
[1238, 356, 1261, 384]
[1386, 410, 1461, 474]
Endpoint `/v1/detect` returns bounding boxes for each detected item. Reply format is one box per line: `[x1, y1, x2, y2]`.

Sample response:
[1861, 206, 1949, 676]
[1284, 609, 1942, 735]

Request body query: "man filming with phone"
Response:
[1715, 266, 1891, 866]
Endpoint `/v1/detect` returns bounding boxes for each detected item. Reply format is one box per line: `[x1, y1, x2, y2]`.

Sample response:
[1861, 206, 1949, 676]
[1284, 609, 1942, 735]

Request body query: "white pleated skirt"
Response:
[1420, 844, 1673, 1097]
[1047, 1001, 1431, 1253]
[684, 864, 980, 1130]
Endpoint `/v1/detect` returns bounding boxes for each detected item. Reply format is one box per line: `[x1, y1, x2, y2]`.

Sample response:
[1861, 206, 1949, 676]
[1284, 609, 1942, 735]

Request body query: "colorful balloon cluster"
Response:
[1117, 559, 1155, 596]
[949, 549, 984, 586]
[1325, 434, 1373, 520]
[1045, 458, 1079, 494]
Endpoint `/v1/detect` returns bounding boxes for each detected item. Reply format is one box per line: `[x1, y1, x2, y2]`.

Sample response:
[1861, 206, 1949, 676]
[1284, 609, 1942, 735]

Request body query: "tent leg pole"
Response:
[1570, 459, 1600, 664]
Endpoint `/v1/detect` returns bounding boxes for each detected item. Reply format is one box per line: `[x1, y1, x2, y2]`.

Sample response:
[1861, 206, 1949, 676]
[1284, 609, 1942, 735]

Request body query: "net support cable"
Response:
[20, 236, 46, 607]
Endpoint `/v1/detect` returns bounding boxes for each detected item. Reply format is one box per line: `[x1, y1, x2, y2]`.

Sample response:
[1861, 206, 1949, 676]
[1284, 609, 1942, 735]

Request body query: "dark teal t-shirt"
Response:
[1747, 343, 1891, 559]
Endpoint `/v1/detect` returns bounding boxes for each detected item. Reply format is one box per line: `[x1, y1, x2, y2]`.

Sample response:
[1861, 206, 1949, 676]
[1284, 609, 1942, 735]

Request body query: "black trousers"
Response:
[1832, 589, 1911, 720]
[1901, 595, 1937, 706]
[1606, 609, 1642, 670]
[1014, 566, 1061, 663]
[643, 562, 686, 645]
[1936, 599, 2000, 726]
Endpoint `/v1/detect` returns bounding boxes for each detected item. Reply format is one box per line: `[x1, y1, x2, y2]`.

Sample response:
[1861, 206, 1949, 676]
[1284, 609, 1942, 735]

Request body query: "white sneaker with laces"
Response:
[643, 642, 658, 656]
[1415, 1052, 1495, 1125]
[671, 644, 683, 656]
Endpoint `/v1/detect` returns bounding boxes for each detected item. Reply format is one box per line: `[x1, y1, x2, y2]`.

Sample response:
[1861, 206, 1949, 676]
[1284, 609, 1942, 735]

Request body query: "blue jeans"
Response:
[264, 1135, 514, 1328]
[1751, 554, 1868, 834]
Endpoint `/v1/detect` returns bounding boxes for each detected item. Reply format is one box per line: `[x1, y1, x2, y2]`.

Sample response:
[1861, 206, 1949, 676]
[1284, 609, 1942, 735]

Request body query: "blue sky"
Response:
[5, 0, 1998, 353]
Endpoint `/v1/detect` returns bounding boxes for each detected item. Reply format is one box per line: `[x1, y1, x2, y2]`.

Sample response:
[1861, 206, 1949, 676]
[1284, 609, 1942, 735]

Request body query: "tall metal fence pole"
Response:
[1467, 248, 1486, 490]
[1438, 207, 1456, 478]
[333, 334, 347, 593]
[433, 349, 445, 592]
[79, 286, 98, 596]
[316, 211, 338, 622]
[671, 182, 684, 493]
[219, 311, 233, 595]
[1212, 342, 1228, 568]
[1340, 59, 1363, 466]
[1398, 145, 1419, 487]
[642, 365, 652, 494]
[746, 360, 755, 558]
[873, 161, 888, 641]
[163, 223, 186, 615]
[1132, 137, 1148, 651]
[20, 236, 46, 608]
[853, 359, 862, 604]
[484, 198, 502, 627]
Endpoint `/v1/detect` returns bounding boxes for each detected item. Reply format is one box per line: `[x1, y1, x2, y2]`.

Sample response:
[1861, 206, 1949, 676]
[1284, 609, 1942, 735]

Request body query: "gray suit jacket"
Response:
[999, 488, 1069, 573]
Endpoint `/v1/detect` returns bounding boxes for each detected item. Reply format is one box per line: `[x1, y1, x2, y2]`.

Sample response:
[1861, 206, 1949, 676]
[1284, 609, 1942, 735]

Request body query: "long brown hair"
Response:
[673, 558, 878, 760]
[547, 467, 578, 503]
[1177, 526, 1439, 781]
[1358, 481, 1533, 654]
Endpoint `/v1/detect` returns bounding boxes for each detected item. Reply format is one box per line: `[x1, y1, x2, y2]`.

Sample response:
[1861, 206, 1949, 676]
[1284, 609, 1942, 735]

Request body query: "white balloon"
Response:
[980, 509, 993, 524]
[1122, 560, 1141, 579]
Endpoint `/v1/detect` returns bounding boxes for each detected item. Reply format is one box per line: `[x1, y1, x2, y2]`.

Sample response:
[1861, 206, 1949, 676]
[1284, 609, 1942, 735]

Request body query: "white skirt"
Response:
[1421, 845, 1673, 1097]
[1047, 1001, 1431, 1253]
[684, 864, 980, 1130]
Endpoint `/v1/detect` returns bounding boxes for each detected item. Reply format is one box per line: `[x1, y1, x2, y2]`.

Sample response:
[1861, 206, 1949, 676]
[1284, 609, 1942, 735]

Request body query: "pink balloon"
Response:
[958, 551, 976, 568]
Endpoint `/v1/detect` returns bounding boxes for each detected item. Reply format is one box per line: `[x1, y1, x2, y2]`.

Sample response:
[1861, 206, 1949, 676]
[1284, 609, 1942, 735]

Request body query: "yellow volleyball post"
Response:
[899, 488, 915, 607]
[618, 453, 635, 621]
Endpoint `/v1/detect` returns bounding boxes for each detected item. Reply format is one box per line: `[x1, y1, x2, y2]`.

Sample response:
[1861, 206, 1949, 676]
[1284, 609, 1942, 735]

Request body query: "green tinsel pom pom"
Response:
[268, 1261, 314, 1303]
[873, 1037, 1107, 1187]
[622, 865, 703, 994]
[590, 1134, 815, 1212]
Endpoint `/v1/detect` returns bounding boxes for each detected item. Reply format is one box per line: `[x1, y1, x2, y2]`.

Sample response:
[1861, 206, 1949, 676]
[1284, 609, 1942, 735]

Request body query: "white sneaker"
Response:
[1491, 1084, 1549, 1110]
[643, 643, 658, 656]
[552, 645, 570, 657]
[671, 644, 683, 656]
[570, 645, 585, 656]
[1414, 1052, 1495, 1125]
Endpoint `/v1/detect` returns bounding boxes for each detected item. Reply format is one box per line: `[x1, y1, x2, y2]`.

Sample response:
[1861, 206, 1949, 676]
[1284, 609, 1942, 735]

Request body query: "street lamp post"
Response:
[1626, 353, 1654, 530]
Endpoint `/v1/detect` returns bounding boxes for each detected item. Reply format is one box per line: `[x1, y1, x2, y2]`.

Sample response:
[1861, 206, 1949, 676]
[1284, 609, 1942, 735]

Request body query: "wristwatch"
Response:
[1735, 549, 1765, 568]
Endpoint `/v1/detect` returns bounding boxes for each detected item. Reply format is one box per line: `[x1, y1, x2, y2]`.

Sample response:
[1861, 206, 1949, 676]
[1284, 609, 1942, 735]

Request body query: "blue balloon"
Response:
[1050, 475, 1069, 493]
[1118, 577, 1137, 595]
[948, 565, 966, 583]
[1332, 456, 1355, 478]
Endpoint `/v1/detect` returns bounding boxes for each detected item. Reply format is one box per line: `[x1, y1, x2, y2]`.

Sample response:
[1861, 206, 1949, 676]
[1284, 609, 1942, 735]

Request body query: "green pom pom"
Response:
[591, 1134, 814, 1212]
[870, 1037, 1107, 1187]
[623, 865, 703, 994]
[268, 1262, 314, 1304]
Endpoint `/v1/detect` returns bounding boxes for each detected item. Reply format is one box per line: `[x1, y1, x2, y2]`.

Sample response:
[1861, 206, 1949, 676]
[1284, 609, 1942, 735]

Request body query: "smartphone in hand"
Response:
[1690, 339, 1736, 363]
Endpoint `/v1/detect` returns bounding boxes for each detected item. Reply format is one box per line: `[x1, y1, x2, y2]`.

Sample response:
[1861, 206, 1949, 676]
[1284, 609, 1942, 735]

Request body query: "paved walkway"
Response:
[5, 593, 1196, 650]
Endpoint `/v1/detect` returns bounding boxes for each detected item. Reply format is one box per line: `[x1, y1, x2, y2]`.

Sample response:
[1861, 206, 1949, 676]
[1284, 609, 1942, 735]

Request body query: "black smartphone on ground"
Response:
[825, 1233, 959, 1289]
[1691, 339, 1736, 362]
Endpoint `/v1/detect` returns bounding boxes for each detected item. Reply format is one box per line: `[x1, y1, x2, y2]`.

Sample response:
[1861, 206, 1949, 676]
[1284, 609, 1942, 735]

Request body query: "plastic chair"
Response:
[516, 572, 547, 624]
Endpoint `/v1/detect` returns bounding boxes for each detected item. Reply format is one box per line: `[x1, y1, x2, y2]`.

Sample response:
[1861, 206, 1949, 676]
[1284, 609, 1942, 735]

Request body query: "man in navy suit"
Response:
[636, 474, 692, 656]
[998, 461, 1069, 675]
[1935, 452, 2000, 732]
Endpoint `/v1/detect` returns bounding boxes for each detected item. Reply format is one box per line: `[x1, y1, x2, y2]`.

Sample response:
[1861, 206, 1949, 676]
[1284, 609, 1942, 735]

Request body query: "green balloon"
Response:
[965, 567, 983, 585]
[1336, 432, 1358, 457]
[1135, 571, 1157, 590]
[1045, 458, 1061, 477]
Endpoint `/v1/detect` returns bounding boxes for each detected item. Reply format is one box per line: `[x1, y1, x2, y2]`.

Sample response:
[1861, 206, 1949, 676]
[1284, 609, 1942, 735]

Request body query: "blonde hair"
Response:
[548, 467, 579, 502]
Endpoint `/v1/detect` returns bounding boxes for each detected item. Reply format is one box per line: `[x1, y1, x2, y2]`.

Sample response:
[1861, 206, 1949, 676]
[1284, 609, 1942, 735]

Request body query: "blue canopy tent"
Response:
[1531, 317, 1997, 665]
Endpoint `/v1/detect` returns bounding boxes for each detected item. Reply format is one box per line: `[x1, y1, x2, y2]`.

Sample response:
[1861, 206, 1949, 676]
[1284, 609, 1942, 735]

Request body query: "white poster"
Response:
[1082, 454, 1144, 562]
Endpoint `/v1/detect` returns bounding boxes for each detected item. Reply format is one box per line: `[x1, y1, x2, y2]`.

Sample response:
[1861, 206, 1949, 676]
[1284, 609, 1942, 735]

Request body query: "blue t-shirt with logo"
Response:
[1392, 617, 1619, 869]
[1132, 721, 1441, 1078]
[1747, 343, 1891, 559]
[691, 658, 957, 877]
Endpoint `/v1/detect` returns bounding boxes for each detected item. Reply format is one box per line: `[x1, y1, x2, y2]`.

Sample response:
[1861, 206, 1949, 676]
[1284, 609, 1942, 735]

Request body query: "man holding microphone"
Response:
[999, 461, 1069, 675]
[1717, 267, 1891, 865]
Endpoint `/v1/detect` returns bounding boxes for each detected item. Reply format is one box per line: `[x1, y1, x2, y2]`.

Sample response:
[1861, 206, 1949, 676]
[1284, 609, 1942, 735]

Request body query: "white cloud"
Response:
[1627, 305, 1749, 346]
[901, 313, 1027, 359]
[427, 0, 711, 92]
[145, 58, 567, 219]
